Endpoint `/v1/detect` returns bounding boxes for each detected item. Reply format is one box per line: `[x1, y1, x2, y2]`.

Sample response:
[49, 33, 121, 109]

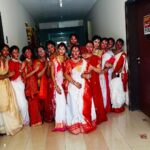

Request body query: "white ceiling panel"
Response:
[18, 0, 98, 23]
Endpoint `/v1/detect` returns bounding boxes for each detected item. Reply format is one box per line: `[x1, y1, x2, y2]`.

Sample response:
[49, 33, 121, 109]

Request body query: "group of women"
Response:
[0, 34, 128, 135]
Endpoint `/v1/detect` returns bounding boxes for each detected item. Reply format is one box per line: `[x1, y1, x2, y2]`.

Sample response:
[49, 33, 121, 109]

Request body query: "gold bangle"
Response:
[54, 84, 58, 88]
[72, 80, 75, 85]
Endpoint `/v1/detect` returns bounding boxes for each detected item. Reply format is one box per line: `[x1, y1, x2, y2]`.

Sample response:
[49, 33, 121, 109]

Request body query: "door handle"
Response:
[136, 57, 140, 60]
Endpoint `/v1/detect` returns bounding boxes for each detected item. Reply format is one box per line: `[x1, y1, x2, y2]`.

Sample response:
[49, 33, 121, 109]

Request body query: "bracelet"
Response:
[115, 73, 120, 77]
[54, 84, 58, 88]
[72, 80, 76, 85]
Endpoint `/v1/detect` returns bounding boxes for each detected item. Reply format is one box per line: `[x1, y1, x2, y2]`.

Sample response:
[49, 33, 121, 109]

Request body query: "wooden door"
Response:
[126, 0, 150, 116]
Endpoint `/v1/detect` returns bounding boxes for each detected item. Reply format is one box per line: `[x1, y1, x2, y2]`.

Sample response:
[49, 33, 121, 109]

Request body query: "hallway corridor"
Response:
[1, 1, 150, 150]
[0, 108, 150, 150]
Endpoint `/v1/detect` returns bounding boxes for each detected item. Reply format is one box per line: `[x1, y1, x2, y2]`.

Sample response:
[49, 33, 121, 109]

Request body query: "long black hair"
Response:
[9, 45, 19, 55]
[20, 46, 35, 61]
[57, 42, 67, 51]
[0, 43, 9, 52]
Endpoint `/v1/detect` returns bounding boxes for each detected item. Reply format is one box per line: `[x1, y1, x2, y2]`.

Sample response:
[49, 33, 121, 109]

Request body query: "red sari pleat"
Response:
[113, 52, 128, 92]
[34, 59, 51, 122]
[102, 53, 115, 113]
[23, 60, 42, 126]
[104, 72, 111, 113]
[112, 52, 127, 112]
[87, 55, 107, 124]
[47, 77, 55, 122]
[65, 59, 96, 134]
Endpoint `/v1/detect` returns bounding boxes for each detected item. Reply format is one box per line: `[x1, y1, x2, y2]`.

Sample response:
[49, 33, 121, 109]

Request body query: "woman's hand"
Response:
[34, 65, 40, 72]
[55, 85, 62, 94]
[20, 62, 26, 72]
[88, 65, 94, 72]
[73, 81, 82, 89]
[105, 62, 113, 68]
[48, 61, 52, 67]
[45, 60, 48, 68]
[81, 73, 91, 79]
[8, 71, 15, 77]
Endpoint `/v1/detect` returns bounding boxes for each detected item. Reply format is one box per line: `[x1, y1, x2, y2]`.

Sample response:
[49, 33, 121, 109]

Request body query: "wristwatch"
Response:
[115, 73, 120, 77]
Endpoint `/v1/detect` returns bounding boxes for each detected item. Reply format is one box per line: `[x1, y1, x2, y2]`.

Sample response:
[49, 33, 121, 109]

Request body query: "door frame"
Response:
[125, 0, 141, 110]
[0, 12, 4, 44]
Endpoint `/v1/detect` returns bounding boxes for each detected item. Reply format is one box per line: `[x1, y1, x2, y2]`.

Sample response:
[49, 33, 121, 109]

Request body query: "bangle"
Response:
[72, 80, 76, 85]
[54, 84, 58, 88]
[115, 73, 119, 77]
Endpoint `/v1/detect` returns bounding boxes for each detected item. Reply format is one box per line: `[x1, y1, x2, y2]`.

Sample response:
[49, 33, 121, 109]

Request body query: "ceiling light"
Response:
[59, 0, 63, 7]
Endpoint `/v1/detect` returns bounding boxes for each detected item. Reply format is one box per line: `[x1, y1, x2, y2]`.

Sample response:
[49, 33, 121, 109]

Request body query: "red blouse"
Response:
[9, 59, 21, 80]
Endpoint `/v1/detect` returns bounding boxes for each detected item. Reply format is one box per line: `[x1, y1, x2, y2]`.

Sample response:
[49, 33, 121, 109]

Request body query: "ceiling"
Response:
[18, 0, 98, 23]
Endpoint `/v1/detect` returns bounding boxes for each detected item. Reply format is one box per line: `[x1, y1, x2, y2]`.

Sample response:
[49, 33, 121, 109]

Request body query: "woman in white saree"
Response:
[51, 42, 67, 131]
[65, 45, 96, 135]
[110, 39, 128, 113]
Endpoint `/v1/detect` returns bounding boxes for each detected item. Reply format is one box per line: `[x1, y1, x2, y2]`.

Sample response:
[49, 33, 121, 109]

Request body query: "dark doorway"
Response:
[0, 13, 4, 44]
[126, 0, 150, 117]
[39, 26, 87, 47]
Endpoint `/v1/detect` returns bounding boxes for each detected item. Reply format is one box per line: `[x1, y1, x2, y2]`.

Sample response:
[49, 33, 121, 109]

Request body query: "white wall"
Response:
[87, 21, 92, 40]
[0, 0, 35, 49]
[88, 0, 127, 49]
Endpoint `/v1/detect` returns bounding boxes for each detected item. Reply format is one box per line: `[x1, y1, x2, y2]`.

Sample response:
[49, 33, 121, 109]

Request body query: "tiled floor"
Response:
[0, 108, 150, 150]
